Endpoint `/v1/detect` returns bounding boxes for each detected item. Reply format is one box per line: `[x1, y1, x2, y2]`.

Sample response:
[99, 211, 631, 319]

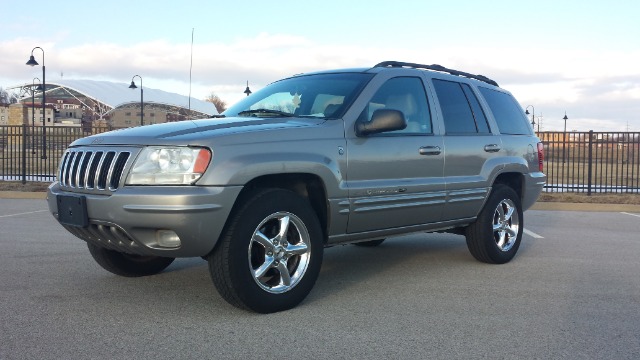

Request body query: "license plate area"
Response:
[57, 194, 89, 227]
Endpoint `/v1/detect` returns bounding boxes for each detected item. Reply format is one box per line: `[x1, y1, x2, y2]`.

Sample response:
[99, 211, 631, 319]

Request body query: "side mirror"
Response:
[355, 109, 407, 136]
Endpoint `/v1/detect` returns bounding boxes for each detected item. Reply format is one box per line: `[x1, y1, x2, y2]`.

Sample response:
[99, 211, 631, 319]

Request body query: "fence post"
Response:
[587, 130, 593, 196]
[21, 124, 27, 184]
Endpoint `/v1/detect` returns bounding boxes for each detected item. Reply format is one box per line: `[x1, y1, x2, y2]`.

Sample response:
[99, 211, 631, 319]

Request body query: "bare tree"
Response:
[0, 87, 10, 105]
[0, 87, 18, 105]
[205, 92, 227, 113]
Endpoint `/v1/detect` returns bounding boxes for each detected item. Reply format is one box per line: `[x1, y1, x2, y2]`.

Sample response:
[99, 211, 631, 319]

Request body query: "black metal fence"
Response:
[538, 131, 640, 194]
[1, 125, 639, 194]
[0, 125, 115, 183]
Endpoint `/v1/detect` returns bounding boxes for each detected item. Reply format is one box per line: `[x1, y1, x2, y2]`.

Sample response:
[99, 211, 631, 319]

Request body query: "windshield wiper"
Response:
[237, 109, 294, 117]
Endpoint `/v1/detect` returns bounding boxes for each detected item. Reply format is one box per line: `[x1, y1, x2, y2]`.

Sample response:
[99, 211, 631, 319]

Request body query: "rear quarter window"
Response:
[478, 87, 531, 135]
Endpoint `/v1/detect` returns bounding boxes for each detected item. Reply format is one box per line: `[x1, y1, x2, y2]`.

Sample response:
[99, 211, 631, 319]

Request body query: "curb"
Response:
[529, 202, 640, 213]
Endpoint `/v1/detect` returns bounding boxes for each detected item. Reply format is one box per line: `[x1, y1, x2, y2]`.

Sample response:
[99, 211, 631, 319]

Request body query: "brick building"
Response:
[9, 79, 217, 128]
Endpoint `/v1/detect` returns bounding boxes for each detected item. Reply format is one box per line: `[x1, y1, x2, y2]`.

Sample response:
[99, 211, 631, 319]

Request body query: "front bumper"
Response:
[47, 182, 242, 257]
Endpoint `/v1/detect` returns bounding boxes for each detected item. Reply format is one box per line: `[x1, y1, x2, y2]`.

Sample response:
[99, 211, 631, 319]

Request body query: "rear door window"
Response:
[432, 79, 490, 134]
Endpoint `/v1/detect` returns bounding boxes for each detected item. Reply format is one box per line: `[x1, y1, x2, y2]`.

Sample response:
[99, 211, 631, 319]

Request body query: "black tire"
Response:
[353, 239, 385, 247]
[465, 185, 523, 264]
[208, 188, 324, 313]
[87, 242, 175, 277]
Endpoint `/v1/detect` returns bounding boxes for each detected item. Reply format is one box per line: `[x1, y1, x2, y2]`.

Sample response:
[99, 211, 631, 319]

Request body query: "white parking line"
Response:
[621, 212, 640, 218]
[0, 210, 48, 218]
[523, 228, 544, 239]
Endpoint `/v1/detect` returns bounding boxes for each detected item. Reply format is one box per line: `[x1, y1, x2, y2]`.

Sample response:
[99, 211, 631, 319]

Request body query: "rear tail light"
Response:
[537, 142, 544, 172]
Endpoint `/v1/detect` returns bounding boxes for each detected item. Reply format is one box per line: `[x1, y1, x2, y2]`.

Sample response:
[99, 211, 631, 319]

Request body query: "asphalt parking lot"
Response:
[1, 198, 639, 359]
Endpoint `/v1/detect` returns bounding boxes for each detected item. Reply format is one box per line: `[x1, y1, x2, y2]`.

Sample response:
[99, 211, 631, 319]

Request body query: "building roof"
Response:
[21, 103, 56, 109]
[11, 79, 218, 118]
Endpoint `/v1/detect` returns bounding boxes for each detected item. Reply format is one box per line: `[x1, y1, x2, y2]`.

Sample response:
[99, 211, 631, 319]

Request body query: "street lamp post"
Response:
[26, 47, 46, 159]
[562, 112, 569, 165]
[129, 75, 144, 126]
[525, 105, 535, 130]
[31, 77, 42, 154]
[537, 114, 542, 133]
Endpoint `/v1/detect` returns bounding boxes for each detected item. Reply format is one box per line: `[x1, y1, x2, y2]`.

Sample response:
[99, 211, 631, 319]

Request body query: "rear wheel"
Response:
[87, 243, 175, 277]
[465, 185, 523, 264]
[209, 188, 323, 313]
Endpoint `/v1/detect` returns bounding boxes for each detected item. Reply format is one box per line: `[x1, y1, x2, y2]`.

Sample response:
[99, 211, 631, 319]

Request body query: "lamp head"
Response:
[26, 55, 39, 66]
[129, 81, 138, 89]
[243, 81, 252, 96]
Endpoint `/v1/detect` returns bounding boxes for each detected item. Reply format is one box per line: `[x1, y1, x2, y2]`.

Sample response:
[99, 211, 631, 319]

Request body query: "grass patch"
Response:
[0, 181, 51, 192]
[538, 192, 640, 205]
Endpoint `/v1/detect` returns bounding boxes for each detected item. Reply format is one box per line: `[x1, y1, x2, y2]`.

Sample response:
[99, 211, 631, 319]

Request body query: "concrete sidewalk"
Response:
[2, 191, 640, 213]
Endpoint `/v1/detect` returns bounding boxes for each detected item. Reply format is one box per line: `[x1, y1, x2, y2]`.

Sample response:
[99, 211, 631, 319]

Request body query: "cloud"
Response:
[2, 34, 639, 131]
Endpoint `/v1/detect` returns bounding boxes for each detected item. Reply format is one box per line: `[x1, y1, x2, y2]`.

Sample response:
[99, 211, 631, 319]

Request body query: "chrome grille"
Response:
[59, 149, 131, 192]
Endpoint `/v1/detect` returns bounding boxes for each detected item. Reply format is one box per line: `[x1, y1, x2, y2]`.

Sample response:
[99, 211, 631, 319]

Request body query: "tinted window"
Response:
[359, 77, 432, 134]
[433, 79, 484, 134]
[478, 87, 531, 135]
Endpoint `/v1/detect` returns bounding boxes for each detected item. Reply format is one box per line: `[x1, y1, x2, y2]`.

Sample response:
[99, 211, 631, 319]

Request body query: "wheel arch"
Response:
[233, 173, 329, 243]
[493, 172, 524, 200]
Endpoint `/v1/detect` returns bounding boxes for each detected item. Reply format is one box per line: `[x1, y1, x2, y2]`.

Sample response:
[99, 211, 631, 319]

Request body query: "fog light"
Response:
[156, 230, 181, 248]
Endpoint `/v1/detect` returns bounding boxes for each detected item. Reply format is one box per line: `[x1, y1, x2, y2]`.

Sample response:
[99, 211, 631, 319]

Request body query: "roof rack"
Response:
[374, 61, 499, 87]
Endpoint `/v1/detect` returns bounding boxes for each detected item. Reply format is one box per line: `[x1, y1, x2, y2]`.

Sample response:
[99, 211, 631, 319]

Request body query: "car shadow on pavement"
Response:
[62, 232, 539, 315]
[309, 233, 473, 302]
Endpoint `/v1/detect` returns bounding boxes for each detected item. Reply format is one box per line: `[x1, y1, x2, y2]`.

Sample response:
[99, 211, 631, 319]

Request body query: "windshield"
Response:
[224, 72, 373, 118]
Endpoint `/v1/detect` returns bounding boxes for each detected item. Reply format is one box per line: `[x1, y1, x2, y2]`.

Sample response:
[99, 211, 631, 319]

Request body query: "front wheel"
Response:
[87, 243, 175, 277]
[465, 185, 523, 264]
[208, 189, 324, 313]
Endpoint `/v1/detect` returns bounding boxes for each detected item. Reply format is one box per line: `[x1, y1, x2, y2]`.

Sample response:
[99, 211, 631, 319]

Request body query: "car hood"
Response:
[70, 117, 326, 146]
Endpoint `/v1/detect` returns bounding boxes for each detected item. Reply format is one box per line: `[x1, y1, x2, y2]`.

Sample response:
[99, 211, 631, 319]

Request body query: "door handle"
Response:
[419, 146, 441, 156]
[484, 144, 501, 152]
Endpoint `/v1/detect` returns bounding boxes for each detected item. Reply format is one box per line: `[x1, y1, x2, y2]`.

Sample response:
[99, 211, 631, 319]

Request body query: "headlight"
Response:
[126, 146, 212, 185]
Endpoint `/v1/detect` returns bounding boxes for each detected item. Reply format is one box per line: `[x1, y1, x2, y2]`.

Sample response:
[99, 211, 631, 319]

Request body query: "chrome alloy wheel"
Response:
[248, 212, 311, 294]
[492, 199, 520, 252]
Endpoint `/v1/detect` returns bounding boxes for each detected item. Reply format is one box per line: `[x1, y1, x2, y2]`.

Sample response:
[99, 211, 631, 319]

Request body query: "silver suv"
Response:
[47, 61, 546, 313]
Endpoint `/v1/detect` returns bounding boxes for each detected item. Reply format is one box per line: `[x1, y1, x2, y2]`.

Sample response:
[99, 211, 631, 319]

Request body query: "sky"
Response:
[1, 0, 639, 131]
